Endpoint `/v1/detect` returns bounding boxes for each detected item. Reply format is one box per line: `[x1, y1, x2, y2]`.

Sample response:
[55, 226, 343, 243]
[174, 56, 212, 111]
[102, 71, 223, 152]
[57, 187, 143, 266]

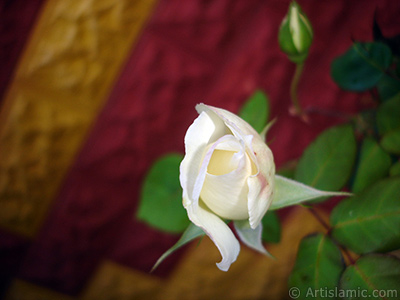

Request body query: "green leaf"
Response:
[270, 175, 351, 210]
[376, 95, 400, 135]
[331, 42, 392, 91]
[331, 177, 400, 254]
[151, 223, 205, 272]
[377, 74, 400, 102]
[137, 153, 189, 233]
[289, 234, 345, 300]
[381, 128, 400, 155]
[261, 211, 281, 243]
[239, 90, 270, 133]
[389, 160, 400, 176]
[340, 254, 400, 300]
[295, 125, 356, 192]
[352, 137, 391, 193]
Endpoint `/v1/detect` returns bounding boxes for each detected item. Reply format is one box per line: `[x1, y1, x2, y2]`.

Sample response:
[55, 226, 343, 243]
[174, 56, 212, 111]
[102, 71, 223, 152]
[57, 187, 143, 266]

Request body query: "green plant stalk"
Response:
[308, 207, 330, 232]
[306, 207, 355, 265]
[290, 62, 305, 116]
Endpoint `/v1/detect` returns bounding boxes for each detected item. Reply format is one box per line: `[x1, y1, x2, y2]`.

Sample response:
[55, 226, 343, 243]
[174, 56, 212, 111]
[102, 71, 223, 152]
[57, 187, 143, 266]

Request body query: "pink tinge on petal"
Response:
[197, 104, 275, 229]
[181, 104, 275, 271]
[248, 171, 274, 229]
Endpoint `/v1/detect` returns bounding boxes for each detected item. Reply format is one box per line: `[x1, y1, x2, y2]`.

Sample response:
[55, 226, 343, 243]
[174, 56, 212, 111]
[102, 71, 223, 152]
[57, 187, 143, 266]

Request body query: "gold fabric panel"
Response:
[4, 280, 75, 300]
[81, 261, 162, 300]
[159, 207, 329, 300]
[78, 207, 330, 300]
[0, 0, 157, 237]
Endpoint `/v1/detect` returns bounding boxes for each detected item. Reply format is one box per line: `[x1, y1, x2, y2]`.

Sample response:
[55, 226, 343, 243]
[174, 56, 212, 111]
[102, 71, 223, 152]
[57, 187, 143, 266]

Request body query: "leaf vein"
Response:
[334, 210, 400, 229]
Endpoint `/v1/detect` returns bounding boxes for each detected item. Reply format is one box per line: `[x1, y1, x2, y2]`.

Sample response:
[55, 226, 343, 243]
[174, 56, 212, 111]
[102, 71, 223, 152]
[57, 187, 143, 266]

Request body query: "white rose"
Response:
[180, 104, 275, 271]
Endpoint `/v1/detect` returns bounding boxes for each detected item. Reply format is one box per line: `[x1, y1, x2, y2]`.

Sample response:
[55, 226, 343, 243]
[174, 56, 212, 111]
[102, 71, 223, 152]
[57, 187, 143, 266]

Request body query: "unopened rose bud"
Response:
[180, 104, 275, 271]
[278, 1, 313, 63]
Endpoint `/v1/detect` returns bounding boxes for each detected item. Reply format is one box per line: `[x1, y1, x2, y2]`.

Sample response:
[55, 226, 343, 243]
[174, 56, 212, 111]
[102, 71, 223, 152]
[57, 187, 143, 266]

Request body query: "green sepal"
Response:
[270, 175, 351, 210]
[151, 223, 205, 272]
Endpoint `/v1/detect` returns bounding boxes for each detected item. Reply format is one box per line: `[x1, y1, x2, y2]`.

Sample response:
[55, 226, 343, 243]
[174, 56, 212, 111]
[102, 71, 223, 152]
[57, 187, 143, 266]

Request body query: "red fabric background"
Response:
[1, 0, 400, 296]
[0, 0, 45, 102]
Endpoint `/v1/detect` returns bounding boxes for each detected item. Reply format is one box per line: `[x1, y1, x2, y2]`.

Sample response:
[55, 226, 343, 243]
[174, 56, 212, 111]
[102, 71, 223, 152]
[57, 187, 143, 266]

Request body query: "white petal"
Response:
[234, 220, 271, 256]
[186, 201, 240, 271]
[181, 104, 275, 271]
[246, 136, 275, 229]
[196, 104, 231, 144]
[197, 104, 259, 138]
[201, 137, 252, 220]
[180, 111, 219, 207]
[197, 104, 276, 229]
[192, 135, 239, 205]
[180, 111, 240, 271]
[289, 3, 302, 50]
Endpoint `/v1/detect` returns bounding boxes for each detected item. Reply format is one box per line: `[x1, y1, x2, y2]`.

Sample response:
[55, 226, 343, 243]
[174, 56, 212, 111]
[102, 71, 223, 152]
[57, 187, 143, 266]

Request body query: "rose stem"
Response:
[307, 206, 355, 265]
[290, 62, 305, 118]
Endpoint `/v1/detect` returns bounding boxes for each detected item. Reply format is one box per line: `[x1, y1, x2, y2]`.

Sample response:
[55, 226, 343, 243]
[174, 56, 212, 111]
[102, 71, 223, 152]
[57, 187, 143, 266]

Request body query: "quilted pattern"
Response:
[0, 0, 156, 237]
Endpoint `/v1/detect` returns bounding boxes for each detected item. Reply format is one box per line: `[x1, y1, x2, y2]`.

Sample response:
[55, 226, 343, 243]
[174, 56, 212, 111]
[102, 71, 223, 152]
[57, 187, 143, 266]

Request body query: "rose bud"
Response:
[278, 1, 313, 63]
[180, 104, 275, 271]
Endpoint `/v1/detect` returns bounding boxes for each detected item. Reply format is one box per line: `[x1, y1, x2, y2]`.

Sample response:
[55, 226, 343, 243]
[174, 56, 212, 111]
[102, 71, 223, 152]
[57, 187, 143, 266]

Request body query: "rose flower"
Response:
[180, 104, 275, 271]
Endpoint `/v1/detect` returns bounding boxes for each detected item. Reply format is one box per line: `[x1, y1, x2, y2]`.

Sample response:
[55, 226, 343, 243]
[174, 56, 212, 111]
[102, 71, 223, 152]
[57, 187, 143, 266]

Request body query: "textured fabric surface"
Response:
[0, 0, 45, 101]
[0, 0, 399, 299]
